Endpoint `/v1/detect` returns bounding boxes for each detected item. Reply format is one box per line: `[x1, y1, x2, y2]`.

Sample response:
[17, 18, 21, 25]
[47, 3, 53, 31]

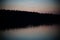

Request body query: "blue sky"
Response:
[0, 0, 58, 5]
[0, 0, 58, 8]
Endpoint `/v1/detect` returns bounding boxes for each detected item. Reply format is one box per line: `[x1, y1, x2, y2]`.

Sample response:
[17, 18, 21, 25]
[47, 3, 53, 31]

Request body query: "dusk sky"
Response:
[0, 0, 59, 13]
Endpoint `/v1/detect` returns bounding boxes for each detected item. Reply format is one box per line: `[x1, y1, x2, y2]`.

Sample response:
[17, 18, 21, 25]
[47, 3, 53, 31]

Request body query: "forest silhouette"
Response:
[0, 9, 60, 30]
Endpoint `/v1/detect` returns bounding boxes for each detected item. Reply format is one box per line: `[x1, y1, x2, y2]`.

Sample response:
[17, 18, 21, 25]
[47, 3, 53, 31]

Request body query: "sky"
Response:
[0, 0, 59, 13]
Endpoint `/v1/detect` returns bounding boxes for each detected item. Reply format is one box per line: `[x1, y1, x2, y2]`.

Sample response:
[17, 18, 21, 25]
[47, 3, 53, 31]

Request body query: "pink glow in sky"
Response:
[0, 0, 59, 14]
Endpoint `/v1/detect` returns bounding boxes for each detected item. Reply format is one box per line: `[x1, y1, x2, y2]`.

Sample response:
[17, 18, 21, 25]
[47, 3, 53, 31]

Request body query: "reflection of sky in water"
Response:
[2, 36, 55, 40]
[2, 33, 56, 40]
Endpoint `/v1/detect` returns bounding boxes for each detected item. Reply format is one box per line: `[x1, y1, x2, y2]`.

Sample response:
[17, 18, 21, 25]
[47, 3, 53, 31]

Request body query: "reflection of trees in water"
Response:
[0, 32, 3, 40]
